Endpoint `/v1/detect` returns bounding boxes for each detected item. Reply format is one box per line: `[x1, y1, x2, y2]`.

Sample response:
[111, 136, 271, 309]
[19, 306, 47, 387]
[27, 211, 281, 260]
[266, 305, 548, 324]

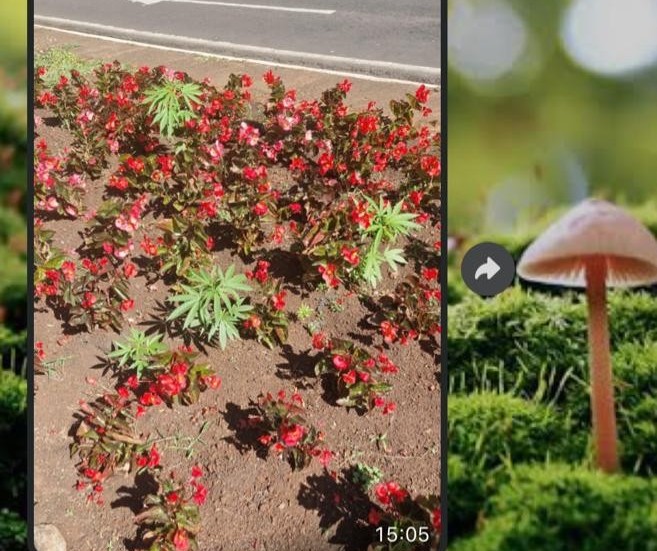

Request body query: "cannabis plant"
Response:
[108, 329, 168, 379]
[143, 79, 202, 138]
[360, 197, 420, 287]
[167, 265, 252, 349]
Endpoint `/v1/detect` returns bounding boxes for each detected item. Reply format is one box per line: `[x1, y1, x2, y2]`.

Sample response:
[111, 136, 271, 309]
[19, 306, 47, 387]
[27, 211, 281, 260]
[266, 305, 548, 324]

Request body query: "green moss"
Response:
[451, 464, 657, 551]
[448, 288, 657, 400]
[0, 510, 26, 550]
[448, 394, 586, 538]
[449, 393, 583, 467]
[448, 455, 490, 539]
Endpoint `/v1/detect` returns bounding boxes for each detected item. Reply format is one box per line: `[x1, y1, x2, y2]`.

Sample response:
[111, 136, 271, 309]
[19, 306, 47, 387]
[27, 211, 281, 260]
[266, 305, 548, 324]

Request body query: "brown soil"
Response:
[33, 41, 440, 551]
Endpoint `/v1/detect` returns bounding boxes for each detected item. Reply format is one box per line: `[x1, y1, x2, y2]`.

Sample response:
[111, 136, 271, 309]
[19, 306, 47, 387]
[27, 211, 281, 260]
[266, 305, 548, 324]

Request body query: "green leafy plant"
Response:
[295, 303, 314, 321]
[450, 464, 657, 551]
[448, 393, 583, 469]
[167, 265, 252, 349]
[143, 79, 202, 138]
[359, 197, 420, 287]
[0, 510, 27, 549]
[108, 330, 168, 380]
[351, 462, 383, 490]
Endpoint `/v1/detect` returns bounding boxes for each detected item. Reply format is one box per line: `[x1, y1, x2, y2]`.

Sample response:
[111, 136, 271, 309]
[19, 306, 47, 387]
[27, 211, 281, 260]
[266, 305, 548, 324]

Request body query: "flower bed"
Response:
[33, 58, 440, 550]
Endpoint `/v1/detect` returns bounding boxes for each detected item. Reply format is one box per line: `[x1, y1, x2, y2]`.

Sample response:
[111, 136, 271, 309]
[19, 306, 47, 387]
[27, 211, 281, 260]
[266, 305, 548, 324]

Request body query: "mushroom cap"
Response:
[517, 199, 657, 288]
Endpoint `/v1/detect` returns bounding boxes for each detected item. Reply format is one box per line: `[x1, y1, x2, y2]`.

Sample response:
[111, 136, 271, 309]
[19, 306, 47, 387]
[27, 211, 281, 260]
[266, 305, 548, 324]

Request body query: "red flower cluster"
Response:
[255, 390, 332, 470]
[316, 339, 397, 414]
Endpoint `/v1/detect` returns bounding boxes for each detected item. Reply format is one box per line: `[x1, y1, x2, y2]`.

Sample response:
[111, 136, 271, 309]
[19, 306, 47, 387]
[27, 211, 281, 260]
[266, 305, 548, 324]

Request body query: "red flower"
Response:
[311, 332, 326, 350]
[357, 371, 371, 383]
[258, 434, 273, 446]
[139, 391, 162, 407]
[201, 374, 222, 390]
[383, 402, 397, 415]
[83, 468, 101, 482]
[415, 84, 430, 103]
[409, 190, 424, 206]
[318, 263, 340, 288]
[61, 260, 76, 282]
[271, 290, 287, 311]
[340, 246, 360, 266]
[420, 155, 441, 177]
[332, 355, 351, 371]
[380, 321, 398, 344]
[35, 342, 46, 362]
[191, 465, 203, 478]
[280, 423, 305, 447]
[140, 237, 158, 256]
[192, 482, 208, 505]
[338, 79, 352, 93]
[120, 299, 135, 312]
[368, 507, 382, 525]
[166, 491, 180, 505]
[432, 507, 442, 532]
[172, 529, 189, 551]
[422, 267, 439, 281]
[288, 201, 303, 213]
[289, 158, 307, 172]
[319, 449, 334, 466]
[341, 370, 357, 385]
[374, 481, 408, 506]
[123, 262, 137, 279]
[243, 314, 262, 331]
[147, 444, 161, 468]
[263, 70, 280, 85]
[252, 202, 269, 216]
[81, 292, 97, 309]
[155, 373, 186, 398]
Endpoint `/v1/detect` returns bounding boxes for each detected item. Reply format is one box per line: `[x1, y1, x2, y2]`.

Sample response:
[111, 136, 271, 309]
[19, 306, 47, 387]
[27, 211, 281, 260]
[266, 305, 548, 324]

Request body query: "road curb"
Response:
[35, 15, 440, 86]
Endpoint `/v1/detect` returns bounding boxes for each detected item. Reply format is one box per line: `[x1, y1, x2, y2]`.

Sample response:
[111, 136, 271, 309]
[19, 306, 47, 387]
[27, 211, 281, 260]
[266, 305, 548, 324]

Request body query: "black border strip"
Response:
[27, 0, 35, 546]
[439, 0, 448, 548]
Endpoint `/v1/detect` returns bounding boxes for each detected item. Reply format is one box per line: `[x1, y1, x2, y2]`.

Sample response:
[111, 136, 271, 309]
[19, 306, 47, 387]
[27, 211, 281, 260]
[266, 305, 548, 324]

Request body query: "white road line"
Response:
[34, 17, 441, 86]
[132, 0, 335, 15]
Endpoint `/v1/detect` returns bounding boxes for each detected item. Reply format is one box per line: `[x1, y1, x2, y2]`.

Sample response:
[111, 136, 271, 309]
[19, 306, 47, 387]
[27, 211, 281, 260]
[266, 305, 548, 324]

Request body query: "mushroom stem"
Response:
[585, 257, 619, 473]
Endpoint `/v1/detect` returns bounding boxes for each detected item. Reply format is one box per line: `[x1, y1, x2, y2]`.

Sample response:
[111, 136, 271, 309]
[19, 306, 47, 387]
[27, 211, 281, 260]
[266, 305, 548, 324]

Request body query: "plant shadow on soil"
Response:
[139, 301, 212, 354]
[297, 469, 373, 551]
[274, 344, 316, 384]
[220, 401, 268, 459]
[111, 471, 160, 551]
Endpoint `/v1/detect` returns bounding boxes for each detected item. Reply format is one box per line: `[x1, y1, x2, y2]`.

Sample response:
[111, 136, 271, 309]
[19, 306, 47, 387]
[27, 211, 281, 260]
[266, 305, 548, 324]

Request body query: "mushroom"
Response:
[517, 199, 657, 473]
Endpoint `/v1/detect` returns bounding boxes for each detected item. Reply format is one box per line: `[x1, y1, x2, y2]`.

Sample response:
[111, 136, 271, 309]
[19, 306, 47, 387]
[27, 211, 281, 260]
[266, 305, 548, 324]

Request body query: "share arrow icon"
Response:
[474, 256, 501, 281]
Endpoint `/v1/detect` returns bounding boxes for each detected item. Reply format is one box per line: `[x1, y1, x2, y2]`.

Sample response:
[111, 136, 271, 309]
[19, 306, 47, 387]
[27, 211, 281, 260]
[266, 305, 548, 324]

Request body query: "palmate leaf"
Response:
[382, 247, 407, 271]
[108, 329, 167, 378]
[363, 196, 421, 240]
[143, 79, 202, 137]
[167, 265, 252, 348]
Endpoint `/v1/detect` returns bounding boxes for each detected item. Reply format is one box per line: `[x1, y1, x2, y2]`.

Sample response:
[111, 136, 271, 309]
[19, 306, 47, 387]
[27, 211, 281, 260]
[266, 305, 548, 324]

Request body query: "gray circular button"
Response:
[461, 242, 516, 297]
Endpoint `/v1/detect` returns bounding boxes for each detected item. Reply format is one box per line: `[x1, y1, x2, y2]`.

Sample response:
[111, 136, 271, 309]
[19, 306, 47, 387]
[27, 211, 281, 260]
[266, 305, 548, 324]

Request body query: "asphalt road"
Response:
[35, 0, 440, 76]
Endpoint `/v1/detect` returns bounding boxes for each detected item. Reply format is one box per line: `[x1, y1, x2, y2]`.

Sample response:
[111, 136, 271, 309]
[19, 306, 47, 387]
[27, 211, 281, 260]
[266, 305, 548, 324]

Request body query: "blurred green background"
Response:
[448, 0, 657, 235]
[0, 1, 27, 550]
